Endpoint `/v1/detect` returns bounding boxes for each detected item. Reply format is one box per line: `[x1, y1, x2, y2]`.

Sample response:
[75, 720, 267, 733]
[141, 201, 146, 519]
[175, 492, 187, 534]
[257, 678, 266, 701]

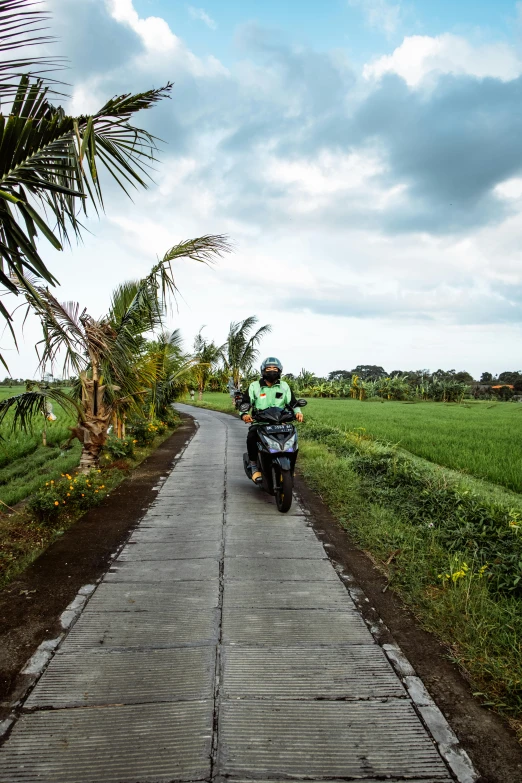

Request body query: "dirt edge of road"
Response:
[0, 414, 197, 717]
[295, 472, 522, 783]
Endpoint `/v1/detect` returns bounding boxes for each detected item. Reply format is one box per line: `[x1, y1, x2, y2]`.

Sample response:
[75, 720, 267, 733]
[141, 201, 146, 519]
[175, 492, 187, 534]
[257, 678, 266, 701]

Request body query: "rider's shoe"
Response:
[249, 461, 262, 484]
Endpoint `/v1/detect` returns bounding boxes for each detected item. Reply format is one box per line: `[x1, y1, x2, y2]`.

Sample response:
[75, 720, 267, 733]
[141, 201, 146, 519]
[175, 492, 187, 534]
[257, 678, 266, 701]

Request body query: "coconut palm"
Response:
[222, 316, 271, 388]
[192, 329, 224, 399]
[144, 330, 195, 419]
[0, 235, 231, 470]
[0, 0, 171, 367]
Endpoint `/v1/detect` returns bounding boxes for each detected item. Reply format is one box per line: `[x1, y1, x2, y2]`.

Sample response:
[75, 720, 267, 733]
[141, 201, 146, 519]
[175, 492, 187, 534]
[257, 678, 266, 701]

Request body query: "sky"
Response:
[5, 0, 522, 379]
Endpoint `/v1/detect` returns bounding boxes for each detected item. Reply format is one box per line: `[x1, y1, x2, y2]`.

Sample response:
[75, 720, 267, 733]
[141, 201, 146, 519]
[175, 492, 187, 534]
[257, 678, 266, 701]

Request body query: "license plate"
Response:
[265, 424, 293, 433]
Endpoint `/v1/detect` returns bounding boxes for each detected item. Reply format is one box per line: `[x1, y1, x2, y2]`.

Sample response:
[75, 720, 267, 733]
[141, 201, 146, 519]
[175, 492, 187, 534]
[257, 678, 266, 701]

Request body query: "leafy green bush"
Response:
[128, 418, 157, 446]
[300, 420, 522, 595]
[28, 470, 107, 523]
[105, 435, 135, 460]
[162, 408, 180, 428]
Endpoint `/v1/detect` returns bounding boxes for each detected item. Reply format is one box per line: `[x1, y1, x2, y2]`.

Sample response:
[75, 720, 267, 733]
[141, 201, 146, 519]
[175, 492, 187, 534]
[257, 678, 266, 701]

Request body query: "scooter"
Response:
[232, 388, 243, 410]
[241, 399, 307, 513]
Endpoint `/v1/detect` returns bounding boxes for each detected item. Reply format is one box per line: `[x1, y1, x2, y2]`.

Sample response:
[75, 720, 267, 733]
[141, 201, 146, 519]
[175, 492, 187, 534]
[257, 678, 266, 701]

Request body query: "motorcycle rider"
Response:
[240, 357, 304, 483]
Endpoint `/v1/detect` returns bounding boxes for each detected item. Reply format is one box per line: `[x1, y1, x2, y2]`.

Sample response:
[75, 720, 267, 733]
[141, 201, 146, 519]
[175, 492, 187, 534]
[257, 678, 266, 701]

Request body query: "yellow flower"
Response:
[50, 480, 54, 484]
[69, 486, 73, 490]
[54, 501, 59, 506]
[45, 482, 49, 486]
[67, 493, 70, 497]
[95, 490, 98, 493]
[81, 493, 84, 497]
[100, 485, 105, 489]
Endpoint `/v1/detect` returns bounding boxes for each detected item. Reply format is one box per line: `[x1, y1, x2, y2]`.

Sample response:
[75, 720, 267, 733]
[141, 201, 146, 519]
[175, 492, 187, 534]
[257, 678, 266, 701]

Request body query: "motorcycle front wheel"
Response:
[275, 468, 293, 513]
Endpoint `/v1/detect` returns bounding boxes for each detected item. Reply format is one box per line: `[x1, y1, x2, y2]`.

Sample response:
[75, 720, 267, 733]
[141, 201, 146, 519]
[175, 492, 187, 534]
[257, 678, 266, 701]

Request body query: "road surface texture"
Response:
[0, 405, 458, 782]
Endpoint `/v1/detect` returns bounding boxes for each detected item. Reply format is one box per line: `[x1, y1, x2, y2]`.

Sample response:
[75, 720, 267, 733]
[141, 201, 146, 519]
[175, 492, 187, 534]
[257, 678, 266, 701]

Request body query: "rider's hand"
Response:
[242, 414, 253, 423]
[295, 412, 304, 423]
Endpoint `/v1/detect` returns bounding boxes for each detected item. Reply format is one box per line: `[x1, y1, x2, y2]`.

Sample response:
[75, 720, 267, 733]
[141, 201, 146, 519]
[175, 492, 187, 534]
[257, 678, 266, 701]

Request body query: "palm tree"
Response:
[0, 235, 231, 470]
[144, 330, 195, 419]
[0, 0, 171, 368]
[222, 316, 271, 388]
[193, 329, 224, 399]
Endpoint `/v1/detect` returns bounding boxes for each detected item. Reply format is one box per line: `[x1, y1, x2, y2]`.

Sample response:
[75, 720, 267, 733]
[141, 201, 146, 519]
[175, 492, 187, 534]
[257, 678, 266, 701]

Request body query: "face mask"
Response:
[263, 370, 281, 383]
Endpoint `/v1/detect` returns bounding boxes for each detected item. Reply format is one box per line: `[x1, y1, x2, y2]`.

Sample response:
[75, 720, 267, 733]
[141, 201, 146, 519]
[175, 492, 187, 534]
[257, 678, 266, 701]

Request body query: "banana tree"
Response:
[1, 236, 231, 471]
[0, 0, 171, 369]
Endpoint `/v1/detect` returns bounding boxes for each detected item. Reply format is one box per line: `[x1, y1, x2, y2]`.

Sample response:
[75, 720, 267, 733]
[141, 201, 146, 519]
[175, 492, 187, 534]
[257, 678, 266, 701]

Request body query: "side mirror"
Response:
[239, 402, 250, 413]
[295, 399, 307, 407]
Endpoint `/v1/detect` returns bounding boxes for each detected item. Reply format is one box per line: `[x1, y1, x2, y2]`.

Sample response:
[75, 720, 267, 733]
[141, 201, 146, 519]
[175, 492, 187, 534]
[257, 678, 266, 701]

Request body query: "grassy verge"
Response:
[188, 393, 522, 737]
[0, 417, 181, 589]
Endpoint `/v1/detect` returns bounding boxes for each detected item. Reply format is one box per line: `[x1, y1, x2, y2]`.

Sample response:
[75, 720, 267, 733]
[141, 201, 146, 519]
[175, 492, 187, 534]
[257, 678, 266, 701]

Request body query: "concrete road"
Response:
[0, 405, 457, 782]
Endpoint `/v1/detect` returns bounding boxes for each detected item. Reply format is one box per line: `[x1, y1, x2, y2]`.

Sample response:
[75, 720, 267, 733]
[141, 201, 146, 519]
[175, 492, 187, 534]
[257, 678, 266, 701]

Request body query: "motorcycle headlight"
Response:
[286, 433, 297, 450]
[264, 435, 283, 451]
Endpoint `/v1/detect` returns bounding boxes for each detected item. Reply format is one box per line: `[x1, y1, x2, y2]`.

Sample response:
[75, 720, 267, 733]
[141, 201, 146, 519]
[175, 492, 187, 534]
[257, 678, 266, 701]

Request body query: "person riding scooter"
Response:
[240, 357, 304, 483]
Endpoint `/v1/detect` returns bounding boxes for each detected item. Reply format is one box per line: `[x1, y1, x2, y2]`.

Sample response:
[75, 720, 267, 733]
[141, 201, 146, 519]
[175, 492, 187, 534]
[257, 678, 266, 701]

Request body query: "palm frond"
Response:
[154, 235, 232, 303]
[0, 0, 65, 98]
[0, 387, 79, 432]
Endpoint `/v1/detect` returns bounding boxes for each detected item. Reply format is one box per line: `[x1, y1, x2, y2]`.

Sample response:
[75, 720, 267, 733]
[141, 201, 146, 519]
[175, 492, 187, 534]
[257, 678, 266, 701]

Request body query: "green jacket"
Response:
[240, 378, 301, 422]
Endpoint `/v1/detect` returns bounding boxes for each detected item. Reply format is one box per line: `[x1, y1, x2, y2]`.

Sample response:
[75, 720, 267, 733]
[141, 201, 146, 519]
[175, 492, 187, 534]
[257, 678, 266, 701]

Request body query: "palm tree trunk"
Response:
[76, 373, 111, 472]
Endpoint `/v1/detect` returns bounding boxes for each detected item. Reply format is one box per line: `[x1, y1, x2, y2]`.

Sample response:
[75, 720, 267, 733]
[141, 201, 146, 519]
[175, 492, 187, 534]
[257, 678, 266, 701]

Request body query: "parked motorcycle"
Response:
[232, 388, 243, 410]
[241, 399, 307, 513]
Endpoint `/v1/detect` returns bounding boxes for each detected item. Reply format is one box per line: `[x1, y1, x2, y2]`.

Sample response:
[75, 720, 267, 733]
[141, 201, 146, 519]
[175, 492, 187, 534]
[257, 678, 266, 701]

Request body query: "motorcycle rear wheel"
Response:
[275, 468, 293, 513]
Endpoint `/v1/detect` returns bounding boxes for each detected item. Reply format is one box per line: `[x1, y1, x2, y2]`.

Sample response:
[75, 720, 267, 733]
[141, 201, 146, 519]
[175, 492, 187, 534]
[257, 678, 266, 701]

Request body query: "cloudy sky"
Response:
[5, 0, 522, 378]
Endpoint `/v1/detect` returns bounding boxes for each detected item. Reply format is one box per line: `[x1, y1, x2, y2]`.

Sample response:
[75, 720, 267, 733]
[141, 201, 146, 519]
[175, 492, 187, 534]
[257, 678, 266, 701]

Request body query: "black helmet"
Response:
[260, 356, 283, 373]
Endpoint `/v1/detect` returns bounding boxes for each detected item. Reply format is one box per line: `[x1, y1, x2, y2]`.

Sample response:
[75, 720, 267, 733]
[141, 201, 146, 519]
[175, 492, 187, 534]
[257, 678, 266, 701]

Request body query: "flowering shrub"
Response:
[128, 418, 162, 446]
[162, 409, 180, 428]
[29, 471, 107, 523]
[105, 435, 135, 460]
[438, 557, 489, 585]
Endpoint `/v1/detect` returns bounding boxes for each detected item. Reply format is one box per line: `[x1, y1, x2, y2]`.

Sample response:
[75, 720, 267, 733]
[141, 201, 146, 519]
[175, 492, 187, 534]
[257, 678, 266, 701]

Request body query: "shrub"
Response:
[29, 470, 107, 524]
[128, 418, 156, 446]
[162, 408, 180, 428]
[105, 435, 135, 460]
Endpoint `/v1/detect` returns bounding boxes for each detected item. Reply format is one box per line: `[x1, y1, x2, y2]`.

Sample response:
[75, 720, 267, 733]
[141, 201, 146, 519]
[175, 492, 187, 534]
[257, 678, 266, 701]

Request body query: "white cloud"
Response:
[106, 0, 227, 76]
[349, 0, 402, 38]
[107, 0, 178, 52]
[188, 5, 217, 30]
[494, 177, 522, 201]
[364, 34, 522, 86]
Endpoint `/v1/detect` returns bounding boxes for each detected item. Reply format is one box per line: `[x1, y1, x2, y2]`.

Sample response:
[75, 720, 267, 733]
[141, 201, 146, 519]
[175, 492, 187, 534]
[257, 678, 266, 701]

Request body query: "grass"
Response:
[0, 386, 80, 508]
[188, 392, 522, 735]
[305, 397, 522, 493]
[188, 392, 522, 493]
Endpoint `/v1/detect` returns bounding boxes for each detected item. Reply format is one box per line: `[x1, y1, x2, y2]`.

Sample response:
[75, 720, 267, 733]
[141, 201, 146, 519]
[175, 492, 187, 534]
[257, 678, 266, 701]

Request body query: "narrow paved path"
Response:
[0, 406, 453, 782]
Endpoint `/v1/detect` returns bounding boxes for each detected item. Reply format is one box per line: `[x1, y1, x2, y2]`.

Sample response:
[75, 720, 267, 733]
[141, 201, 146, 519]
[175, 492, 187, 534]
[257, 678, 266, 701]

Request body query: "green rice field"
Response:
[191, 393, 522, 493]
[0, 386, 80, 507]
